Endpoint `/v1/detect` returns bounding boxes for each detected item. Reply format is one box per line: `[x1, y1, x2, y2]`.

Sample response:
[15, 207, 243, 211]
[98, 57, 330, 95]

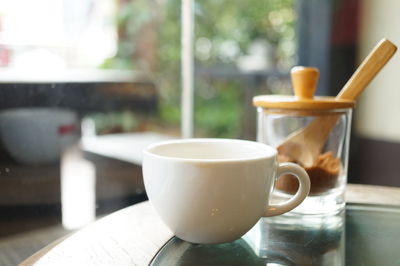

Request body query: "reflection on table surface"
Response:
[151, 204, 400, 266]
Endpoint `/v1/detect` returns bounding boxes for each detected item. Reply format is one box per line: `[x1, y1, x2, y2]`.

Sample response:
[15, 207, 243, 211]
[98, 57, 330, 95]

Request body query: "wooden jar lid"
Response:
[253, 66, 355, 110]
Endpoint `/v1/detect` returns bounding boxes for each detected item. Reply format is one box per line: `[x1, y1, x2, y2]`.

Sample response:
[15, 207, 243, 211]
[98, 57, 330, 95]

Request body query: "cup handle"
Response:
[263, 162, 310, 217]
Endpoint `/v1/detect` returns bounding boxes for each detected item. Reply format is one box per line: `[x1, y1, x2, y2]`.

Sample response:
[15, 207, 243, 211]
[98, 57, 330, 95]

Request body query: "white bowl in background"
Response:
[0, 108, 78, 165]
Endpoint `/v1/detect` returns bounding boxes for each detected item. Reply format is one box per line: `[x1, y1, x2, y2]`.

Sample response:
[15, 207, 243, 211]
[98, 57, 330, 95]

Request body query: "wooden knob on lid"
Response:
[291, 66, 319, 100]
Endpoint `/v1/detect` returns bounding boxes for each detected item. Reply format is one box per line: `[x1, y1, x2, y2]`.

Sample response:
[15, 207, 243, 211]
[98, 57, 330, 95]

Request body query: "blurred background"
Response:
[0, 0, 399, 264]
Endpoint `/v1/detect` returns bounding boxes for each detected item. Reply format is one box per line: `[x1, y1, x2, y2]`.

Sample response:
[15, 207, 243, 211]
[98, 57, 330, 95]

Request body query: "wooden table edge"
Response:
[19, 184, 400, 266]
[345, 183, 400, 206]
[19, 235, 71, 266]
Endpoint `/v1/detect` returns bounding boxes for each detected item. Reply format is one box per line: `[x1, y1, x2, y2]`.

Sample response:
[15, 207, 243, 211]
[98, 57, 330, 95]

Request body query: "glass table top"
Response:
[151, 204, 400, 266]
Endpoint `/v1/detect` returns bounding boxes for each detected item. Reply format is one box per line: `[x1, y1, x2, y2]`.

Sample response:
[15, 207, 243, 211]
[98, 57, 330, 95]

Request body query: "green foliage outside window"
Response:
[102, 0, 295, 137]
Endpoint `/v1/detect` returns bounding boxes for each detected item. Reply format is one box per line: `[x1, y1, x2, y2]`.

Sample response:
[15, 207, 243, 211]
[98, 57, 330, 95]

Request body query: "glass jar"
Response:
[254, 66, 355, 215]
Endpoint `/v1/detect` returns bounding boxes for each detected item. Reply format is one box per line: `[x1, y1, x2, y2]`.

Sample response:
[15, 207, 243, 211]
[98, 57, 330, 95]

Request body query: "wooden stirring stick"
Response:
[277, 39, 397, 167]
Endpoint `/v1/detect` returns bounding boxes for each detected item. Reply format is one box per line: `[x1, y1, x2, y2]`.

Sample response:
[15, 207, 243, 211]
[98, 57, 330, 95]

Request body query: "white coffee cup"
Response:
[143, 138, 310, 244]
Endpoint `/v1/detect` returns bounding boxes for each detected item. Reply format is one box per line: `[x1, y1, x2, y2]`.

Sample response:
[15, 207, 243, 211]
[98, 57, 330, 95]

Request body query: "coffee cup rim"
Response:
[143, 138, 277, 163]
